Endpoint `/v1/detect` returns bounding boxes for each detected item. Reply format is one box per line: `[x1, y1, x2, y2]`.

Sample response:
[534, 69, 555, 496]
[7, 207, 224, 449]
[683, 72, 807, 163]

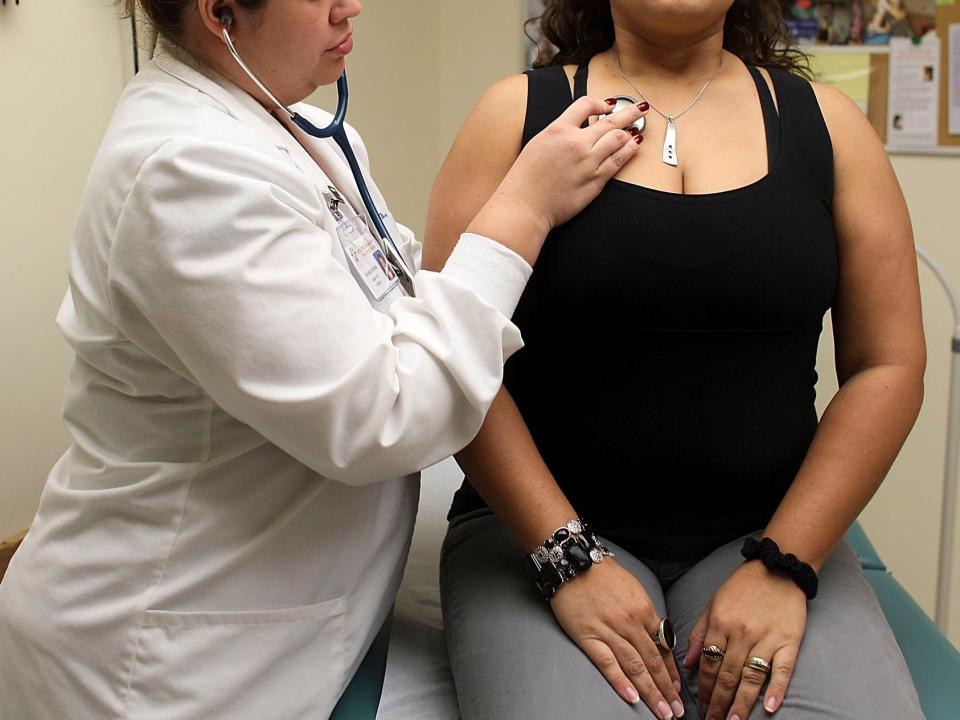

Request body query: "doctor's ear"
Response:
[197, 0, 265, 44]
[196, 0, 247, 40]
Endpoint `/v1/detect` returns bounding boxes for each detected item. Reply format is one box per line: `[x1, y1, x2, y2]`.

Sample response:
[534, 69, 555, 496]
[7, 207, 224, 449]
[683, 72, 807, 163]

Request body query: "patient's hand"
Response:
[551, 560, 685, 719]
[685, 560, 806, 719]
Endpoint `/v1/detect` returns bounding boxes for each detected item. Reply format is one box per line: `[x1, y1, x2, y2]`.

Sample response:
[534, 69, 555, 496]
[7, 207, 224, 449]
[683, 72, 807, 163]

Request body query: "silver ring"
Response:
[650, 617, 676, 651]
[702, 644, 725, 663]
[744, 656, 772, 674]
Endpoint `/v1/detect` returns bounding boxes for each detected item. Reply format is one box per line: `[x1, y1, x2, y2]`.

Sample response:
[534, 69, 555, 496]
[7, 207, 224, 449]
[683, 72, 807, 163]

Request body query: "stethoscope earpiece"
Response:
[216, 7, 235, 29]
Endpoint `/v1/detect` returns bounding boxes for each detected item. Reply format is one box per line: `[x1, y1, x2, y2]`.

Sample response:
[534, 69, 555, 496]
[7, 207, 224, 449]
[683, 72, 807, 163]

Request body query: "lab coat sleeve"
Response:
[107, 137, 529, 486]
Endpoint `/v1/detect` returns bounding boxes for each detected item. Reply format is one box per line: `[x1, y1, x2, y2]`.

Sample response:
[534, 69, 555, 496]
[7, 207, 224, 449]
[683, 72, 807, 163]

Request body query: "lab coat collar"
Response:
[150, 37, 365, 218]
[149, 38, 408, 269]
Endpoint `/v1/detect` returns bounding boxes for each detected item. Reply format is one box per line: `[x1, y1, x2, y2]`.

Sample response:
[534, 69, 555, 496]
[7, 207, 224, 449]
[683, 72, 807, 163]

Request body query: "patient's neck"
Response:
[608, 25, 726, 88]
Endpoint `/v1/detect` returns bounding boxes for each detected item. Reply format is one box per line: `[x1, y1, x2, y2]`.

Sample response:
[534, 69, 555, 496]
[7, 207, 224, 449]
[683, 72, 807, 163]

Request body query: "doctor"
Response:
[0, 0, 645, 717]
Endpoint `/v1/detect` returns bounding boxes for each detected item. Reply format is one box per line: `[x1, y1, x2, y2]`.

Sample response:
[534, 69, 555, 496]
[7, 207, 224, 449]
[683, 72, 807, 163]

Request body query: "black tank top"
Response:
[450, 62, 838, 562]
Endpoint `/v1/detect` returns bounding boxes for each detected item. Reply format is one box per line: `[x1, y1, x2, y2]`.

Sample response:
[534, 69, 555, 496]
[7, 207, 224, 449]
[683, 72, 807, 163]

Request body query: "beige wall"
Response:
[1, 0, 957, 646]
[0, 2, 131, 539]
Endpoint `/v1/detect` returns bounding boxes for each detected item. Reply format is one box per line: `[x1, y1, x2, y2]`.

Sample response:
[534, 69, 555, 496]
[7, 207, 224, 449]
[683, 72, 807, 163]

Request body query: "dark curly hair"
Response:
[528, 0, 811, 78]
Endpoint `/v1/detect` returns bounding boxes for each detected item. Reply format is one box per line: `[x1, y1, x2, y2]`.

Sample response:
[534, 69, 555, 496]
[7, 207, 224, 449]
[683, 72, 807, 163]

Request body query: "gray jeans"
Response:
[439, 510, 924, 720]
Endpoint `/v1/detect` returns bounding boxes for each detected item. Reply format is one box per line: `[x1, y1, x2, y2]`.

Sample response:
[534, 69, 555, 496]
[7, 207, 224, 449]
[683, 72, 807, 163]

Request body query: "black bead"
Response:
[566, 543, 594, 572]
[553, 528, 570, 543]
[574, 533, 592, 551]
[544, 537, 556, 549]
[540, 561, 564, 588]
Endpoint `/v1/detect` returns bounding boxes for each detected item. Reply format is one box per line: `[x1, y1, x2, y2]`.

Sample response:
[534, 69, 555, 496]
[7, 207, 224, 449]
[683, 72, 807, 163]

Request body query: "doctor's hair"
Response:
[120, 0, 265, 41]
[526, 0, 811, 78]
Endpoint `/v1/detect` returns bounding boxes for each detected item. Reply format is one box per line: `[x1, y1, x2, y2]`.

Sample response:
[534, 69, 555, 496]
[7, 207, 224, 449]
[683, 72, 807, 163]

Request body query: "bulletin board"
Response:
[806, 1, 960, 153]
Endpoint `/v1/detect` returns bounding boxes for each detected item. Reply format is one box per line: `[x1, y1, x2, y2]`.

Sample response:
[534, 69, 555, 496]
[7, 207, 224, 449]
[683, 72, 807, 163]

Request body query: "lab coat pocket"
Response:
[126, 597, 346, 720]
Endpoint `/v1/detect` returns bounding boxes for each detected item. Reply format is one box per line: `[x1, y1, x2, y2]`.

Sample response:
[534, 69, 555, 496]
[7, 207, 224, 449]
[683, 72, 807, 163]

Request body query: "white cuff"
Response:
[440, 232, 533, 319]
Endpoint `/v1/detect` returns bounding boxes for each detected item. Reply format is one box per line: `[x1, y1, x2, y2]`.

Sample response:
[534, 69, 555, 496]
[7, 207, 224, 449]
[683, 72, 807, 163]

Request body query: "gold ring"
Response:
[744, 656, 772, 674]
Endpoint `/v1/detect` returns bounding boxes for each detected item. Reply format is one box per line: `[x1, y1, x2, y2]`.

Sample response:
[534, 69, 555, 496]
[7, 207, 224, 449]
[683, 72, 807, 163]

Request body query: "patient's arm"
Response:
[425, 75, 685, 717]
[424, 75, 576, 548]
[426, 77, 631, 544]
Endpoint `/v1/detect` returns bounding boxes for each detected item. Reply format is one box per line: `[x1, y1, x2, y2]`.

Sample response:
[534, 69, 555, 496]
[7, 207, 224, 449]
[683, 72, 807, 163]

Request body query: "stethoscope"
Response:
[217, 8, 415, 296]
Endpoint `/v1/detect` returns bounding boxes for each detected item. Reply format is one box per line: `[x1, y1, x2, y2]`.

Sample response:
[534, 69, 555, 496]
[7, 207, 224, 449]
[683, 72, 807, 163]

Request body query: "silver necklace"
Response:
[614, 49, 724, 167]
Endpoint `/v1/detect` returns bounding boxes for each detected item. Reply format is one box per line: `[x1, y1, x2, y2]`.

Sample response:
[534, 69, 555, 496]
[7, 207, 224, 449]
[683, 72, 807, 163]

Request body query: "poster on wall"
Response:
[808, 52, 874, 113]
[951, 23, 960, 135]
[887, 34, 941, 146]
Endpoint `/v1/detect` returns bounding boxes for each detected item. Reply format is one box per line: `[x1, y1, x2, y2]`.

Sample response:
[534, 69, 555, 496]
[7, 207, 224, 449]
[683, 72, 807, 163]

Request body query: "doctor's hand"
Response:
[501, 96, 645, 230]
[684, 560, 807, 720]
[550, 559, 685, 720]
[467, 97, 645, 265]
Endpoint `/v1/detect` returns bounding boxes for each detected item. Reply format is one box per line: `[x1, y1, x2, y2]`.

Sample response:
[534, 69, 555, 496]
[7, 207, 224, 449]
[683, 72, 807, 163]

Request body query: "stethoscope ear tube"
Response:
[289, 74, 348, 139]
[221, 26, 415, 295]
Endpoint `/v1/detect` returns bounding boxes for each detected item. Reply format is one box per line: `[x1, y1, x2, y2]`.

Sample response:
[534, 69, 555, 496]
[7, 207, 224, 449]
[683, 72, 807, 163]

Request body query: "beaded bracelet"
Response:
[523, 519, 613, 600]
[741, 536, 819, 600]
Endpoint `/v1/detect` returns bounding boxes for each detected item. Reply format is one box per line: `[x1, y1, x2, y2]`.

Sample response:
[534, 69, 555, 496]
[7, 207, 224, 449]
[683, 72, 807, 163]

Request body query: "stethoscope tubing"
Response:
[221, 26, 415, 291]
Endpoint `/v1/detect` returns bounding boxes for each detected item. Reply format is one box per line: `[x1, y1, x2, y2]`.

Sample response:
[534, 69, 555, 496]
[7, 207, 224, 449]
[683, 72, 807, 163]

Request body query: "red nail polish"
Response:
[634, 134, 644, 144]
[637, 101, 650, 111]
[605, 97, 618, 105]
[628, 127, 641, 136]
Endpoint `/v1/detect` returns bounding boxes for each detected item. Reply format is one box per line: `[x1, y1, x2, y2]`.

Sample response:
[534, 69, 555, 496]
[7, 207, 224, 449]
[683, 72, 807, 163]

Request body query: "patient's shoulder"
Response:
[461, 75, 528, 152]
[478, 73, 528, 106]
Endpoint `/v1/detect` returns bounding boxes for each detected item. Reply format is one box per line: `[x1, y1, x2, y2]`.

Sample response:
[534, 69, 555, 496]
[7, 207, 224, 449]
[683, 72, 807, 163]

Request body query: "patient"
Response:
[423, 1, 927, 719]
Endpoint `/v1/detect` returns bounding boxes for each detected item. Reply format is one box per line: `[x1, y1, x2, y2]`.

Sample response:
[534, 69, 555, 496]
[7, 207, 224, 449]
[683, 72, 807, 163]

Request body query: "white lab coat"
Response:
[0, 40, 530, 719]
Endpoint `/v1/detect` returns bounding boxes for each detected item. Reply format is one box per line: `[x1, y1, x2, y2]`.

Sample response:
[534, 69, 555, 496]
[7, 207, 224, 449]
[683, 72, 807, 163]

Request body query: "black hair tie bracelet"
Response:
[741, 536, 818, 600]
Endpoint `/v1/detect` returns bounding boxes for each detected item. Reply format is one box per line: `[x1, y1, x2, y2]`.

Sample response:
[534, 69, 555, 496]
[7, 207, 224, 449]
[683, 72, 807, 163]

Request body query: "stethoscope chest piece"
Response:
[602, 95, 645, 134]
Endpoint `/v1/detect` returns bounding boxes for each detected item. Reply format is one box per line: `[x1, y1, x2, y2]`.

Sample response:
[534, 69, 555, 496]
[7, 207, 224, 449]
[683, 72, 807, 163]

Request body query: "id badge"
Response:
[336, 215, 399, 301]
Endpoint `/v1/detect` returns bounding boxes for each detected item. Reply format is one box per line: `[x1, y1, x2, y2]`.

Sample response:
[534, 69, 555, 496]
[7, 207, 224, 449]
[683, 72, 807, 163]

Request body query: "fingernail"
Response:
[730, 715, 741, 720]
[628, 127, 641, 136]
[605, 97, 618, 106]
[672, 699, 685, 717]
[625, 686, 640, 704]
[658, 700, 674, 719]
[637, 101, 650, 111]
[765, 696, 780, 713]
[674, 680, 682, 693]
[634, 134, 644, 144]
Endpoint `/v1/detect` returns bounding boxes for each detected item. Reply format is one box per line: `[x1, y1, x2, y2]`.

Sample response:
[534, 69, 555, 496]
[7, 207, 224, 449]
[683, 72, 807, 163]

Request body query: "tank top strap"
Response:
[573, 63, 591, 128]
[766, 67, 835, 206]
[573, 63, 589, 100]
[746, 65, 781, 172]
[521, 64, 577, 147]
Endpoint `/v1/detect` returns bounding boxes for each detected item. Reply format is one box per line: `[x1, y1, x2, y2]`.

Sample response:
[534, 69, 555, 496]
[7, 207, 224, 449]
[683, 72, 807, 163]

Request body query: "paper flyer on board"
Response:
[887, 34, 941, 146]
[951, 24, 960, 135]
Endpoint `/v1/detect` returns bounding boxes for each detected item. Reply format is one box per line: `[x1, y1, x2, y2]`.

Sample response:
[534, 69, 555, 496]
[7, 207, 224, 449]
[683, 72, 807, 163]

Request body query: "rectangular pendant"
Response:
[662, 117, 678, 166]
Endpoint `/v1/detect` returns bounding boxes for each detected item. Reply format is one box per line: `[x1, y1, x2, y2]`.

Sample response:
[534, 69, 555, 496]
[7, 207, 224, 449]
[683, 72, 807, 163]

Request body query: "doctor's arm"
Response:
[106, 96, 638, 489]
[424, 75, 686, 719]
[688, 85, 926, 720]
